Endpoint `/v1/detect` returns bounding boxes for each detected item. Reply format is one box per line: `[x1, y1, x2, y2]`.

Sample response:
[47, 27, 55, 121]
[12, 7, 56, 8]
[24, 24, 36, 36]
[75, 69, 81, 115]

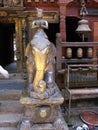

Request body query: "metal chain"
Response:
[80, 0, 88, 18]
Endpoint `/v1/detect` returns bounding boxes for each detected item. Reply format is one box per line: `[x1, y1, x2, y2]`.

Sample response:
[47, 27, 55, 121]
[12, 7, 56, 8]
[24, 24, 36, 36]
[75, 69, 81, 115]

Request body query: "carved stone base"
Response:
[19, 85, 69, 130]
[20, 108, 68, 130]
[31, 123, 54, 130]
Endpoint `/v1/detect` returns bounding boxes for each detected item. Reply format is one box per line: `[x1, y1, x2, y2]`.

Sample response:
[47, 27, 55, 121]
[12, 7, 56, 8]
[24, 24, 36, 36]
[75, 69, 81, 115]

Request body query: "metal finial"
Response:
[80, 0, 88, 18]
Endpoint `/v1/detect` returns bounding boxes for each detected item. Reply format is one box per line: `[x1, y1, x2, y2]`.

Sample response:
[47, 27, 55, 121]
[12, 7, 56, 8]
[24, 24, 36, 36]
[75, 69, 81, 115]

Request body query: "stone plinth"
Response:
[19, 85, 68, 130]
[31, 124, 54, 130]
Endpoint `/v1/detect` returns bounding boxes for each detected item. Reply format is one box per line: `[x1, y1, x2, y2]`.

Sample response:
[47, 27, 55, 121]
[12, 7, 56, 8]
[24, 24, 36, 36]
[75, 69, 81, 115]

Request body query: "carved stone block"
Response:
[31, 124, 54, 130]
[3, 0, 23, 7]
[24, 105, 58, 123]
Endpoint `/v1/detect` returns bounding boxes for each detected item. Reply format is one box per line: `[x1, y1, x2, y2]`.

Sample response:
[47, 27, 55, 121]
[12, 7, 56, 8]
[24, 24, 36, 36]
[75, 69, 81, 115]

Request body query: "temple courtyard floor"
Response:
[61, 100, 98, 130]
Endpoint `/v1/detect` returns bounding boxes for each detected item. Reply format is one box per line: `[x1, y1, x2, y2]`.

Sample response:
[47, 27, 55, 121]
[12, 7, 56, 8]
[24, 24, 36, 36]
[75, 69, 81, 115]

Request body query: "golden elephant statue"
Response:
[25, 29, 56, 93]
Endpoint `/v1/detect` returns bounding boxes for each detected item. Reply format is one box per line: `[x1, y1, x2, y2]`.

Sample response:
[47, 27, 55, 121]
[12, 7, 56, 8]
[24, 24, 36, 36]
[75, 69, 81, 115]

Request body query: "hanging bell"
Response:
[76, 19, 91, 33]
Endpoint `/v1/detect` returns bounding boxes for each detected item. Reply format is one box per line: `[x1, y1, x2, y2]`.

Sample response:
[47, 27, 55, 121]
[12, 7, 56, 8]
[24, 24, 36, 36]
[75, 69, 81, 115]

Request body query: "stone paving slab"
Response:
[63, 107, 98, 130]
[0, 79, 25, 90]
[31, 123, 55, 130]
[0, 90, 22, 100]
[0, 100, 23, 113]
[0, 73, 23, 80]
[0, 127, 18, 130]
[0, 113, 23, 127]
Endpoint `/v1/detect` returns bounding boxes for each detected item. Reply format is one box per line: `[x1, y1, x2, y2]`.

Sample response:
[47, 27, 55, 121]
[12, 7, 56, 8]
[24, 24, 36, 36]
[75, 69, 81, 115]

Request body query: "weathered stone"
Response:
[19, 8, 68, 130]
[0, 113, 22, 127]
[31, 123, 54, 130]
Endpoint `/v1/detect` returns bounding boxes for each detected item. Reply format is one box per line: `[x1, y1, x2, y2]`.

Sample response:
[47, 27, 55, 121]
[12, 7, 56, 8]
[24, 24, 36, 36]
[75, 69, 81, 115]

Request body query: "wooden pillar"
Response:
[93, 22, 98, 59]
[58, 1, 67, 41]
[15, 18, 23, 72]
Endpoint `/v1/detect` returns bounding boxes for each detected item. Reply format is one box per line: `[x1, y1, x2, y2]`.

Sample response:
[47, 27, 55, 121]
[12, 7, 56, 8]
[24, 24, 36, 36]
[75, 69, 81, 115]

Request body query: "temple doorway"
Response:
[0, 22, 17, 72]
[44, 23, 59, 44]
[66, 16, 81, 42]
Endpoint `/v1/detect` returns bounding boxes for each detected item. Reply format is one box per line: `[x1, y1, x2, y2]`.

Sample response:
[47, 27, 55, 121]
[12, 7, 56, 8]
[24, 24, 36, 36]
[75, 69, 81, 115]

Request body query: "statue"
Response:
[25, 8, 56, 99]
[0, 65, 9, 79]
[20, 8, 68, 130]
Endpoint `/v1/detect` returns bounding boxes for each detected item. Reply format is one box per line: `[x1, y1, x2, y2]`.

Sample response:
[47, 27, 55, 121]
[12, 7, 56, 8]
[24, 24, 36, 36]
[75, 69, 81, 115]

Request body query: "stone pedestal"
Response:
[20, 85, 68, 130]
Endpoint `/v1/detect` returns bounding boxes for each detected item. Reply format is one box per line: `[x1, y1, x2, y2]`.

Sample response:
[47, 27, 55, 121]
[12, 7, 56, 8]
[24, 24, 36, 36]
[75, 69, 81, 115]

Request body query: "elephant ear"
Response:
[47, 43, 56, 64]
[49, 43, 56, 57]
[25, 43, 34, 65]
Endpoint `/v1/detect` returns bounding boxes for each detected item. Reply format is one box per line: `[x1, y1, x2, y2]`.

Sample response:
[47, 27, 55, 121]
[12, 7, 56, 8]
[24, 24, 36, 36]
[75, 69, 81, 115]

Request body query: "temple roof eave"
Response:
[58, 0, 98, 5]
[58, 0, 74, 4]
[93, 0, 98, 2]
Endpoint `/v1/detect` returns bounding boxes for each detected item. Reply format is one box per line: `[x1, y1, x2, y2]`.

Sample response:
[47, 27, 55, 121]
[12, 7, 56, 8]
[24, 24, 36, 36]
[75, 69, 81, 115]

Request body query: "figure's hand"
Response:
[37, 92, 48, 100]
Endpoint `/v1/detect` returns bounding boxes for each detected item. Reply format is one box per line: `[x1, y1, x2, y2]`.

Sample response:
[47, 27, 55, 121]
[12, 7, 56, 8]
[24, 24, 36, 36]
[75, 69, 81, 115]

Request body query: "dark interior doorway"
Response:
[66, 16, 82, 42]
[44, 23, 59, 44]
[66, 16, 88, 58]
[0, 22, 15, 67]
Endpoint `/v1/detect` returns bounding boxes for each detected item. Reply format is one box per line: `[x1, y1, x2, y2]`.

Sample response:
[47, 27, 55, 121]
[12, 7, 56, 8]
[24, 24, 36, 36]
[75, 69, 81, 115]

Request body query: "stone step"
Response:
[0, 79, 25, 90]
[0, 74, 25, 130]
[0, 113, 23, 127]
[9, 73, 24, 80]
[0, 100, 23, 113]
[0, 127, 18, 130]
[0, 90, 22, 100]
[0, 73, 24, 80]
[31, 123, 54, 130]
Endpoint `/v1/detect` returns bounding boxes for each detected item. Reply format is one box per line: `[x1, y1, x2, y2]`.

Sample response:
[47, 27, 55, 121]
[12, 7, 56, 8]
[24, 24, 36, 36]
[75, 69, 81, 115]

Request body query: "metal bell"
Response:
[76, 19, 91, 33]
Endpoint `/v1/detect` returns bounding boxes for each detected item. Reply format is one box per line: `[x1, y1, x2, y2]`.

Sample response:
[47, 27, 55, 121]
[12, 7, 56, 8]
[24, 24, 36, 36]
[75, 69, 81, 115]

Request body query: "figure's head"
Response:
[36, 8, 43, 18]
